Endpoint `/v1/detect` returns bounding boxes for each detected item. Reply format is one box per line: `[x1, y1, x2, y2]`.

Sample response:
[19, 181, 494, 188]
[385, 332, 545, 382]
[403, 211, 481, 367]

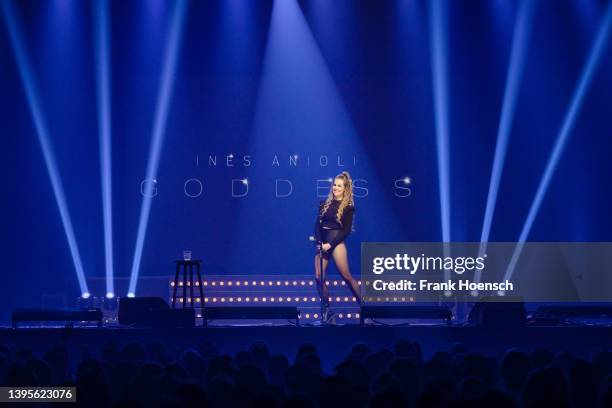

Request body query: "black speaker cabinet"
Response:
[118, 297, 194, 328]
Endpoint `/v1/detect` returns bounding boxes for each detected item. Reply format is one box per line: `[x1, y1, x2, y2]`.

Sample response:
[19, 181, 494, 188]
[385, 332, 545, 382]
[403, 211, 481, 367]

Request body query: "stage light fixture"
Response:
[94, 0, 115, 300]
[503, 2, 612, 286]
[475, 0, 535, 288]
[128, 0, 189, 296]
[1, 1, 90, 297]
[429, 0, 452, 285]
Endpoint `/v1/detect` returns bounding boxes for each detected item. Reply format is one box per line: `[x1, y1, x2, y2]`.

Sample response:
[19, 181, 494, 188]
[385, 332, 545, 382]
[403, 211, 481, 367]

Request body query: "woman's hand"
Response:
[322, 243, 332, 252]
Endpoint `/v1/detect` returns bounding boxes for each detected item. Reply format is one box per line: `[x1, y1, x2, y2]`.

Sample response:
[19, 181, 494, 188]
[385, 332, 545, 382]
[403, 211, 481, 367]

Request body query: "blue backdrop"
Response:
[0, 0, 611, 323]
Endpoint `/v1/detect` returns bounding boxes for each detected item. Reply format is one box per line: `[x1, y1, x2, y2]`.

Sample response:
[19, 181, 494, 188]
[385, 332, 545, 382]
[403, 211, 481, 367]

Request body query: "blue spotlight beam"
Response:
[474, 0, 536, 288]
[1, 1, 90, 295]
[93, 0, 114, 297]
[128, 0, 189, 296]
[502, 3, 612, 285]
[429, 0, 452, 289]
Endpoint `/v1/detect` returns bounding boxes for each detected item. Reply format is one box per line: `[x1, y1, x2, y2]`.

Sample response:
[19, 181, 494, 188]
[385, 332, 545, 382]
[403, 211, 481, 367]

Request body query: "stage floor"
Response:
[2, 325, 612, 371]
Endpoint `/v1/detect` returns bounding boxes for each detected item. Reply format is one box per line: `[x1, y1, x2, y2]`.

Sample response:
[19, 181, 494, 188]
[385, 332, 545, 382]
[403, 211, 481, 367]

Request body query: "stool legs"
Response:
[189, 264, 194, 307]
[172, 262, 180, 308]
[182, 264, 187, 309]
[196, 263, 204, 316]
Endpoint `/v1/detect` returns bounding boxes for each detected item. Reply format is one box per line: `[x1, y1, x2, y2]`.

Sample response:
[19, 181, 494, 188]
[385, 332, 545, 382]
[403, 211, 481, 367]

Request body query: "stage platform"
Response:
[2, 325, 612, 371]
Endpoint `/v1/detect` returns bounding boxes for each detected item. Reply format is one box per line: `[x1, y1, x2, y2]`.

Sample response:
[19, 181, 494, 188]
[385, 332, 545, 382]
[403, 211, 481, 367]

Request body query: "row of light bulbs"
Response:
[170, 280, 362, 287]
[172, 296, 358, 303]
[192, 312, 361, 320]
[172, 295, 415, 303]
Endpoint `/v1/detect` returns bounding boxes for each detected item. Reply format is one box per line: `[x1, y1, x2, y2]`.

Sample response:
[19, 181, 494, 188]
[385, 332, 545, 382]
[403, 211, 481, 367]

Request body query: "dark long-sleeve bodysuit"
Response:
[314, 199, 355, 258]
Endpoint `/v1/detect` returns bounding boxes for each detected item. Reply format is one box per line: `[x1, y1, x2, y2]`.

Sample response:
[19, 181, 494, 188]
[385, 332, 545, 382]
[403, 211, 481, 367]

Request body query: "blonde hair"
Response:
[320, 171, 354, 225]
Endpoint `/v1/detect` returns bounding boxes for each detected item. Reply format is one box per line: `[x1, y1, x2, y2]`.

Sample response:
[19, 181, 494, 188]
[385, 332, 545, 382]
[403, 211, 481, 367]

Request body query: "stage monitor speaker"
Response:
[202, 307, 299, 326]
[468, 297, 526, 328]
[536, 304, 612, 318]
[12, 309, 103, 328]
[118, 297, 194, 328]
[360, 306, 452, 325]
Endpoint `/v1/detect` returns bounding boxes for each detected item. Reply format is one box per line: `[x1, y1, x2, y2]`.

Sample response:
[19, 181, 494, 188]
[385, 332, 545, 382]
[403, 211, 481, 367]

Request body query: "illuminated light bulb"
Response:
[339, 314, 344, 318]
[254, 297, 259, 302]
[268, 281, 273, 286]
[170, 282, 175, 287]
[311, 297, 316, 302]
[284, 281, 289, 286]
[352, 297, 356, 302]
[260, 281, 265, 286]
[236, 281, 240, 286]
[347, 313, 352, 318]
[403, 177, 411, 184]
[229, 298, 234, 302]
[212, 282, 216, 286]
[204, 298, 209, 302]
[253, 281, 257, 286]
[228, 281, 233, 286]
[293, 281, 297, 286]
[244, 281, 248, 286]
[333, 281, 338, 286]
[356, 313, 360, 318]
[301, 281, 305, 286]
[336, 297, 340, 302]
[196, 298, 201, 303]
[237, 297, 242, 302]
[341, 281, 346, 286]
[270, 297, 275, 302]
[262, 297, 267, 302]
[314, 313, 319, 318]
[245, 297, 250, 302]
[212, 298, 217, 302]
[276, 281, 281, 286]
[358, 281, 362, 285]
[220, 282, 225, 286]
[305, 313, 310, 318]
[344, 297, 348, 302]
[303, 297, 307, 302]
[195, 281, 200, 286]
[179, 282, 184, 287]
[221, 298, 226, 302]
[294, 297, 299, 302]
[203, 281, 208, 286]
[106, 293, 114, 299]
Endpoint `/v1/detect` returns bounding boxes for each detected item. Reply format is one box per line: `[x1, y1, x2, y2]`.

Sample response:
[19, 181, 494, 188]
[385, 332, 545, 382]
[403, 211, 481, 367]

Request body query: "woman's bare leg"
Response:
[314, 253, 330, 304]
[331, 243, 362, 303]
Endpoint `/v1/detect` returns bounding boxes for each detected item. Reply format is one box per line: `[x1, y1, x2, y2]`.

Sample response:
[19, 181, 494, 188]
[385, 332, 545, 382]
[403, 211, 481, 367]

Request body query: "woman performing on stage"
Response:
[314, 171, 362, 320]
